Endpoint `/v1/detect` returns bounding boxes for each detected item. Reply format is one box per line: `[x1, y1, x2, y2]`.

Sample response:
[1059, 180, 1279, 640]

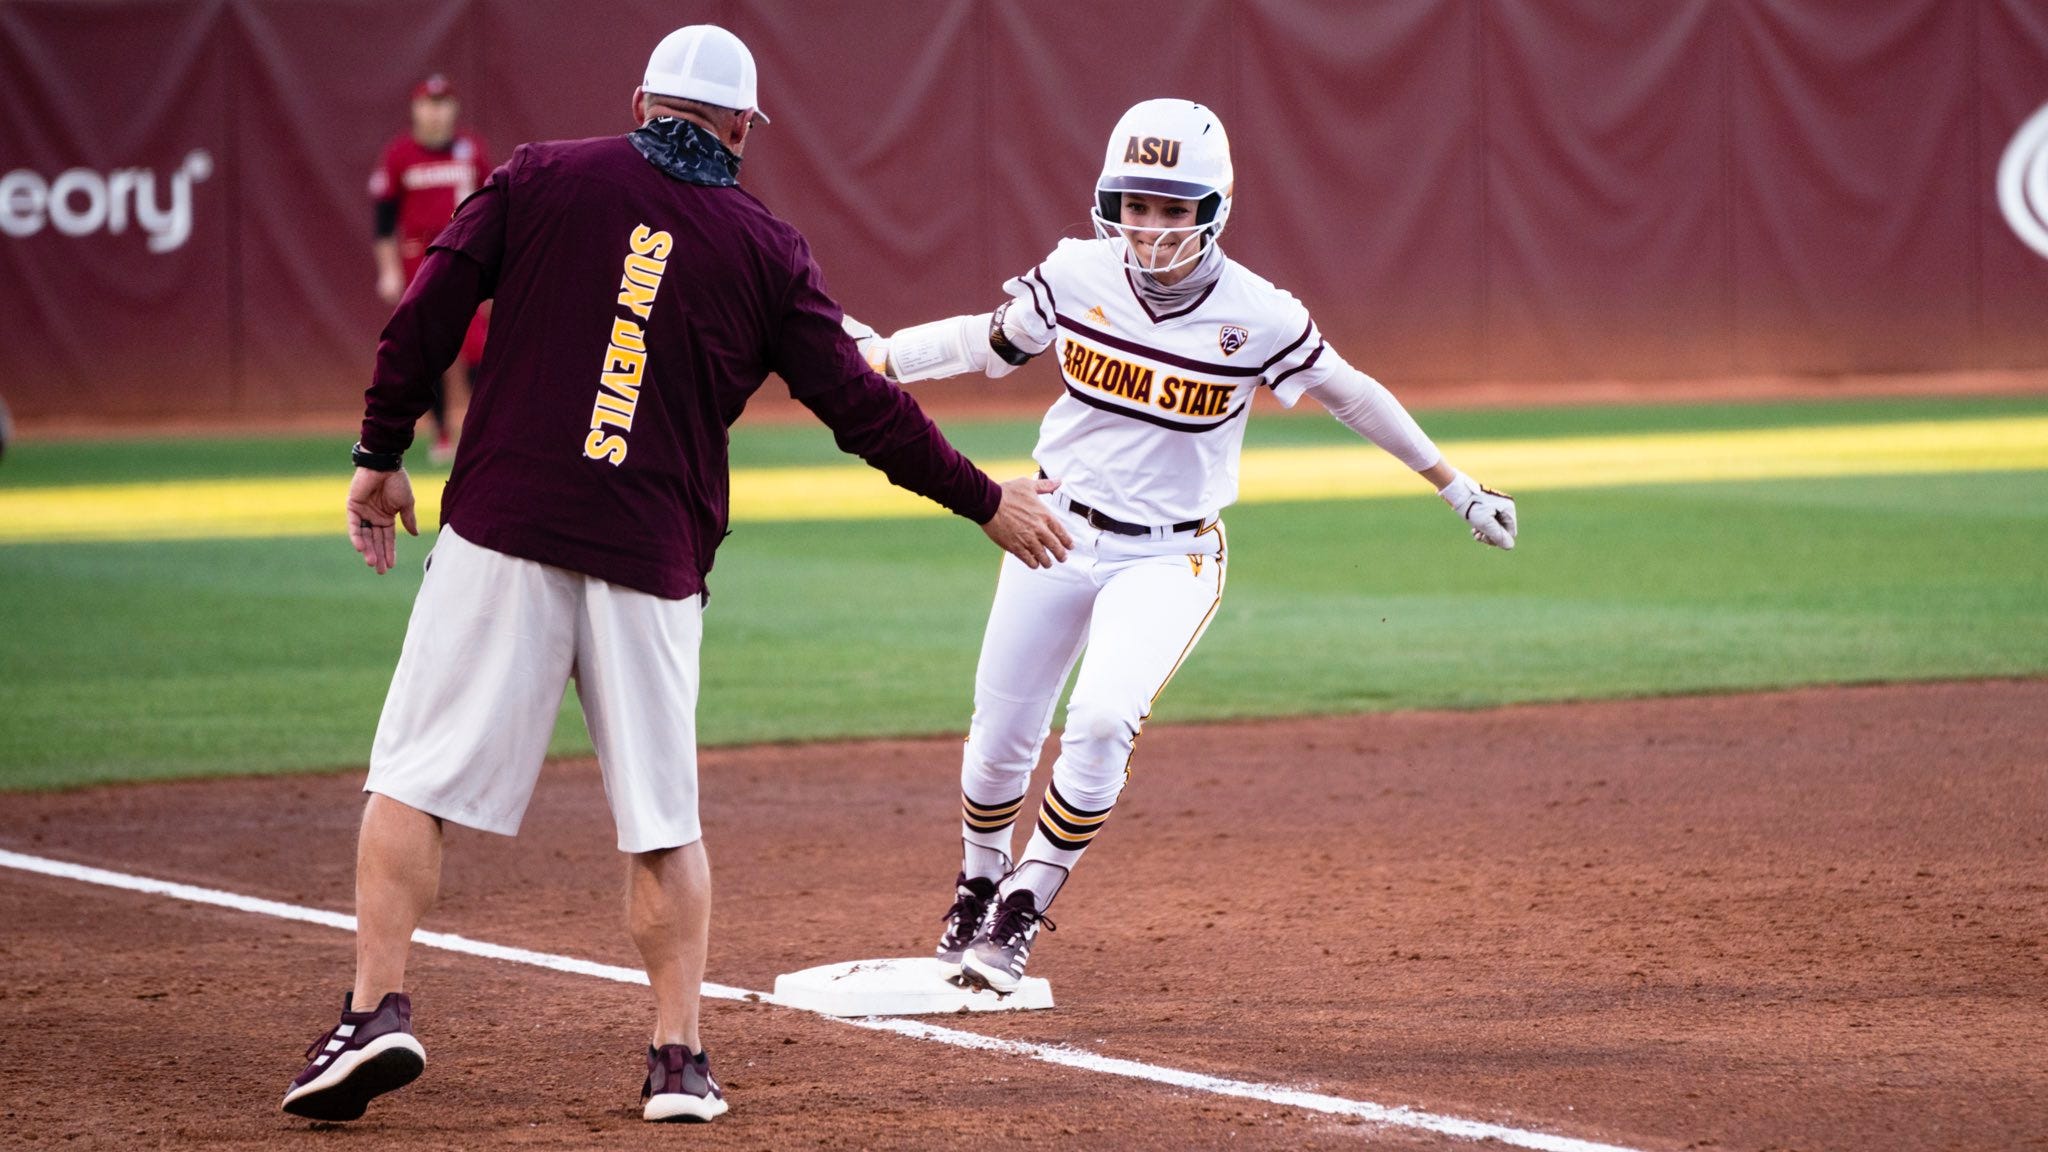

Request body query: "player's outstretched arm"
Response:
[841, 300, 1047, 383]
[1422, 460, 1518, 550]
[1301, 358, 1517, 550]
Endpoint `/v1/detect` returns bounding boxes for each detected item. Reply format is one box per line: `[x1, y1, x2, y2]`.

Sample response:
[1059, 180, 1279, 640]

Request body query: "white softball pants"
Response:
[959, 504, 1226, 879]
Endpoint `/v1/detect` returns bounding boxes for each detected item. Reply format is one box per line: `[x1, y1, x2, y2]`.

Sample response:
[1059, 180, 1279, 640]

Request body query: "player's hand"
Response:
[993, 298, 1052, 358]
[982, 476, 1073, 569]
[1437, 469, 1517, 550]
[840, 313, 892, 378]
[376, 268, 404, 306]
[347, 466, 419, 575]
[856, 335, 892, 378]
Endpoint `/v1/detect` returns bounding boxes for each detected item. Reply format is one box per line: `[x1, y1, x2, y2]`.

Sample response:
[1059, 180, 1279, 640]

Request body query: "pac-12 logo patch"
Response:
[1218, 325, 1249, 356]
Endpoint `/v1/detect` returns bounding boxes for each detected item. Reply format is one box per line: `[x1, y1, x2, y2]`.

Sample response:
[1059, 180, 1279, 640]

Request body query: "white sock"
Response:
[1001, 859, 1069, 908]
[962, 842, 1010, 883]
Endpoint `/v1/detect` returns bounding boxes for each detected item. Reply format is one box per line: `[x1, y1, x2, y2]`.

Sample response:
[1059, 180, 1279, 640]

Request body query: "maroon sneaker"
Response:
[281, 991, 425, 1121]
[641, 1044, 727, 1122]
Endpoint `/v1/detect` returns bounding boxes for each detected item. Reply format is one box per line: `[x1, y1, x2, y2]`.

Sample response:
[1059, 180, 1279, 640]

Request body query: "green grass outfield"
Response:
[2, 394, 2045, 790]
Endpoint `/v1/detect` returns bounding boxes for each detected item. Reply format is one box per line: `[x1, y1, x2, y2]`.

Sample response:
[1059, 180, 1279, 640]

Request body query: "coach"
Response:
[282, 24, 1071, 1125]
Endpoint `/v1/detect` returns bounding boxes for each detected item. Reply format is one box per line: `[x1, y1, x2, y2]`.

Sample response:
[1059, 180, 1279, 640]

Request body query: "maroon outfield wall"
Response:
[4, 0, 2048, 422]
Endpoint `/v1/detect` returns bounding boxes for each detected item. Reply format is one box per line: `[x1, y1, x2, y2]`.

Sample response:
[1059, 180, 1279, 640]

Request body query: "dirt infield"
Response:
[3, 680, 2044, 1150]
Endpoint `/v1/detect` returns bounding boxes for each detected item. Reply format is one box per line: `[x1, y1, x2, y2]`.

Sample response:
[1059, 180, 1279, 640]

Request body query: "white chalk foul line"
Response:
[0, 847, 1648, 1152]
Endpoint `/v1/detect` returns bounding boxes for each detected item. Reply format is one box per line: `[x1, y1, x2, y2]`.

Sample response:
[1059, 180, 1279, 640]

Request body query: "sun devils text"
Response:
[584, 223, 672, 465]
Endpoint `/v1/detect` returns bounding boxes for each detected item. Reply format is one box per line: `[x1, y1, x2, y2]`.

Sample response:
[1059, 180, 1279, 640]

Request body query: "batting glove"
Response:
[839, 313, 893, 377]
[993, 297, 1053, 359]
[1437, 469, 1518, 550]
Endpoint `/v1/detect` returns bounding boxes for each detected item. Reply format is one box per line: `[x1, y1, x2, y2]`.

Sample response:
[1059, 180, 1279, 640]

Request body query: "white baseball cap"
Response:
[642, 24, 769, 124]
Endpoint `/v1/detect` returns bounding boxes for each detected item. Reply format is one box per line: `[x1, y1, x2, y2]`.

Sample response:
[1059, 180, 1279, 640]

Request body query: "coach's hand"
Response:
[982, 476, 1073, 569]
[347, 466, 420, 575]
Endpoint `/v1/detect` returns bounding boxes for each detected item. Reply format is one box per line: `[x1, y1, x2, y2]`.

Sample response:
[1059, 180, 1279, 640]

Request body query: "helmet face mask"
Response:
[1090, 99, 1234, 276]
[1093, 190, 1222, 275]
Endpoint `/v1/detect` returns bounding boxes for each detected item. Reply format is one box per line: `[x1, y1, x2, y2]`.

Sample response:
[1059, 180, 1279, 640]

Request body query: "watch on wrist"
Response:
[351, 441, 404, 471]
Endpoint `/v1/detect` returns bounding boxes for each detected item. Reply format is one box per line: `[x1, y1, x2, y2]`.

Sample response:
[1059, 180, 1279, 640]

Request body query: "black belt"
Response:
[1042, 471, 1205, 536]
[1067, 498, 1204, 536]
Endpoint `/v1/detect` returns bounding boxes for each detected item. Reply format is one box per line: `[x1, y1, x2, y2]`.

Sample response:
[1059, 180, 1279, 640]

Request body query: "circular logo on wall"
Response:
[2000, 100, 2048, 261]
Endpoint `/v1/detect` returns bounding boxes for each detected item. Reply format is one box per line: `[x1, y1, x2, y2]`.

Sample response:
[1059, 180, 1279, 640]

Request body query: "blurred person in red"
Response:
[369, 74, 489, 463]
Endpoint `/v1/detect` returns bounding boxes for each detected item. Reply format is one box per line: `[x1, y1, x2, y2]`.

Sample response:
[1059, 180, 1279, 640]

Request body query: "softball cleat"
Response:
[936, 872, 999, 966]
[961, 889, 1055, 993]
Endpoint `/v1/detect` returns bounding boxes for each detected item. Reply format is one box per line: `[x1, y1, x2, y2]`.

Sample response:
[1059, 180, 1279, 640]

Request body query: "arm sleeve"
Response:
[1299, 347, 1443, 472]
[881, 313, 1003, 382]
[358, 168, 508, 455]
[770, 237, 1003, 524]
[368, 142, 400, 235]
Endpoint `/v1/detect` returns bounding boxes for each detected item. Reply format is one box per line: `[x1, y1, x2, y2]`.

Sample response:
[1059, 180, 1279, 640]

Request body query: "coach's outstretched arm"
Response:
[1302, 357, 1518, 551]
[797, 368, 1073, 569]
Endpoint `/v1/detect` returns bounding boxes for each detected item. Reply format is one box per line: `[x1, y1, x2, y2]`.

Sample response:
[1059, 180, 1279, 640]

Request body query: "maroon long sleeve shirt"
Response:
[361, 133, 1001, 599]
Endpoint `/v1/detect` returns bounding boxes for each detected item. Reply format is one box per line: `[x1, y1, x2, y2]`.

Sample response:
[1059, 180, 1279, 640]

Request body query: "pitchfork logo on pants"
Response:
[2000, 100, 2048, 261]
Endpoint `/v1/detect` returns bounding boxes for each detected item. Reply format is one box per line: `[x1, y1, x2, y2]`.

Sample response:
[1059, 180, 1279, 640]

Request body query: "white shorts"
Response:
[365, 525, 705, 853]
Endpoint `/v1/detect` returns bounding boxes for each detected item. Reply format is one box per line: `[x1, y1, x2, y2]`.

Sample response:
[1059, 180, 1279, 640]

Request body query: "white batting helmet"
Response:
[1090, 98, 1234, 274]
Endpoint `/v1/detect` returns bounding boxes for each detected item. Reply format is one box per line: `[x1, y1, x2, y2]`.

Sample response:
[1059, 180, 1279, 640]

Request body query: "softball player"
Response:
[369, 74, 490, 462]
[852, 98, 1517, 992]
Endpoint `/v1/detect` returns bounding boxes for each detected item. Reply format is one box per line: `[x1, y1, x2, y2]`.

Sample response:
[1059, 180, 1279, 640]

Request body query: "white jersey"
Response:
[1003, 237, 1341, 525]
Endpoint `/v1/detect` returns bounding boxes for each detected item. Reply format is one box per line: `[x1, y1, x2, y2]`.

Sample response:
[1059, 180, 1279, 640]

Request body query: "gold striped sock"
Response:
[1034, 782, 1113, 851]
[963, 791, 1025, 833]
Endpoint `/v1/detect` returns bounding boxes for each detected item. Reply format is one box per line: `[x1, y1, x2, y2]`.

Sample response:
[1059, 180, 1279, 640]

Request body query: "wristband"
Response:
[351, 441, 404, 472]
[988, 300, 1036, 367]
